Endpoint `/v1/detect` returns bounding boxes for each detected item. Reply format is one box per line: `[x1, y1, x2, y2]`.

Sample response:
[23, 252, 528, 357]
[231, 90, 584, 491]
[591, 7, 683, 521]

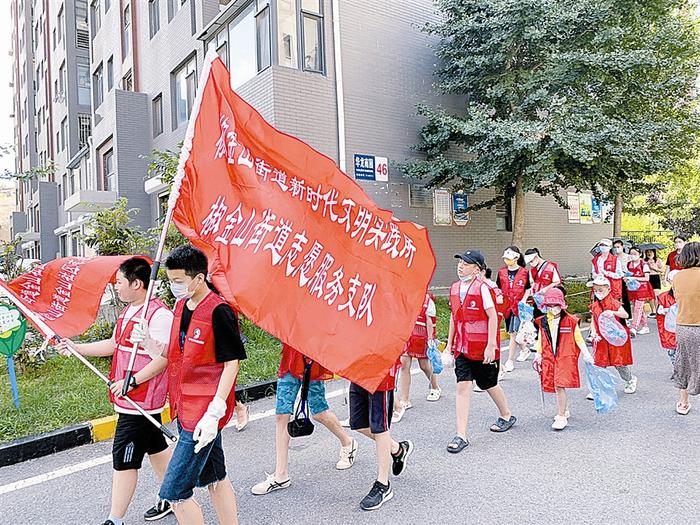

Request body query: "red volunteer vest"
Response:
[530, 261, 558, 294]
[167, 292, 237, 432]
[592, 253, 622, 299]
[403, 293, 435, 358]
[590, 295, 633, 367]
[626, 260, 655, 302]
[656, 292, 677, 350]
[498, 266, 528, 316]
[278, 344, 333, 381]
[535, 314, 581, 393]
[109, 298, 170, 412]
[667, 251, 681, 271]
[449, 279, 500, 361]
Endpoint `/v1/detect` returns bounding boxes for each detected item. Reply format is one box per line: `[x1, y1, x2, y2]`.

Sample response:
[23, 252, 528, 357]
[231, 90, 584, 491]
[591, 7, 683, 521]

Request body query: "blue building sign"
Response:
[354, 154, 376, 180]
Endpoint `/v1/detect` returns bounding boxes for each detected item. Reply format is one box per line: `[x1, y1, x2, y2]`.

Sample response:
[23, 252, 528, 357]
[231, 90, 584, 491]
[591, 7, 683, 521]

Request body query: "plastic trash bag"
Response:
[532, 293, 544, 309]
[585, 362, 620, 414]
[516, 320, 537, 347]
[598, 311, 629, 346]
[427, 339, 443, 374]
[664, 303, 678, 334]
[441, 347, 455, 369]
[625, 278, 641, 291]
[518, 302, 534, 322]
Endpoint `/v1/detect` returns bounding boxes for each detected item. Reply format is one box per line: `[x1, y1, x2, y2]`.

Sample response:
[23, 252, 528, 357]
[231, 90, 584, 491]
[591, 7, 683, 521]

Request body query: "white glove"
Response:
[193, 396, 227, 453]
[582, 351, 594, 365]
[657, 306, 667, 315]
[130, 322, 165, 359]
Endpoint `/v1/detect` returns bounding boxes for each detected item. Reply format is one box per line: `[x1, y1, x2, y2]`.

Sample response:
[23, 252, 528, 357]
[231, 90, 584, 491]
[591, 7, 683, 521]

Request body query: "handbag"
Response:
[287, 359, 315, 438]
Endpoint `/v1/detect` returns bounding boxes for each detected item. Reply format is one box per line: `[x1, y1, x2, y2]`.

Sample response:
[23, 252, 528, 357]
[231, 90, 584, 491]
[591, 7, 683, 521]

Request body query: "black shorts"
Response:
[649, 274, 661, 290]
[349, 383, 394, 434]
[112, 412, 168, 471]
[454, 354, 500, 390]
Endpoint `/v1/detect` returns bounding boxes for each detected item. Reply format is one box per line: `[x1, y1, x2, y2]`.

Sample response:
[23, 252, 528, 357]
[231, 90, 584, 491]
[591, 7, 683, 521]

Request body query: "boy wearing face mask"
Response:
[532, 288, 594, 430]
[151, 245, 246, 525]
[497, 246, 532, 370]
[55, 257, 175, 525]
[591, 239, 624, 300]
[626, 246, 655, 335]
[587, 275, 638, 395]
[446, 250, 516, 454]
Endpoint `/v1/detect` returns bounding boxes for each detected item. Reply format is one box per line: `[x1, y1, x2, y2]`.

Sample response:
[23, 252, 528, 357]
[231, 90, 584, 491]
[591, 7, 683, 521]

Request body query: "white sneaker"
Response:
[504, 359, 515, 372]
[251, 473, 291, 495]
[391, 401, 412, 423]
[629, 328, 637, 337]
[473, 384, 483, 392]
[336, 438, 357, 470]
[516, 350, 530, 362]
[624, 376, 638, 394]
[426, 388, 442, 402]
[551, 415, 568, 430]
[637, 327, 650, 335]
[586, 392, 594, 400]
[339, 418, 350, 428]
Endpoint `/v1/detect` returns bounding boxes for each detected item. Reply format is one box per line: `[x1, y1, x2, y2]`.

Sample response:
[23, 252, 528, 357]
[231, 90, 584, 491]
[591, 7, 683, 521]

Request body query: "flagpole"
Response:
[0, 287, 177, 443]
[121, 48, 221, 396]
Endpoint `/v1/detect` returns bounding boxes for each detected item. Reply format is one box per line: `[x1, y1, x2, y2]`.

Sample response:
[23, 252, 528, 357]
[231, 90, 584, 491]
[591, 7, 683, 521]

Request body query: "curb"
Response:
[0, 379, 278, 468]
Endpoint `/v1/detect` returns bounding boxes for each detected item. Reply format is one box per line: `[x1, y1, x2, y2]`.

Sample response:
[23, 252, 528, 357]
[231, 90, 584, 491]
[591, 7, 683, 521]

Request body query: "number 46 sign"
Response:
[0, 303, 27, 409]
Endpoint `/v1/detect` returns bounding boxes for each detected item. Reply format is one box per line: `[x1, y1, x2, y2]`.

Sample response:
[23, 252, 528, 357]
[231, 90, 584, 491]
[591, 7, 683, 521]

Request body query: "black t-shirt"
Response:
[496, 268, 531, 290]
[180, 303, 247, 363]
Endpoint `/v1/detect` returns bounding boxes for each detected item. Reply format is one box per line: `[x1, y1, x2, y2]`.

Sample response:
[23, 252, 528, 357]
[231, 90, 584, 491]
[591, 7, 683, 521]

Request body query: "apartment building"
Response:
[11, 0, 611, 281]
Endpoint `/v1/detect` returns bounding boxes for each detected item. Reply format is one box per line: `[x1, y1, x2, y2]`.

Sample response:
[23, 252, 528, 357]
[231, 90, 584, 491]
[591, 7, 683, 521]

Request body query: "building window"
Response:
[90, 0, 101, 36]
[107, 56, 113, 90]
[301, 1, 323, 72]
[256, 1, 271, 71]
[75, 0, 90, 48]
[78, 113, 92, 146]
[59, 235, 67, 257]
[172, 56, 196, 128]
[70, 234, 79, 257]
[53, 28, 57, 49]
[152, 94, 163, 137]
[102, 149, 115, 191]
[496, 200, 513, 232]
[228, 4, 256, 88]
[92, 63, 104, 107]
[122, 70, 133, 91]
[122, 5, 131, 59]
[57, 7, 64, 43]
[168, 0, 186, 21]
[60, 118, 67, 151]
[277, 0, 297, 68]
[58, 61, 66, 96]
[105, 0, 110, 11]
[149, 0, 160, 38]
[77, 57, 91, 105]
[158, 193, 169, 218]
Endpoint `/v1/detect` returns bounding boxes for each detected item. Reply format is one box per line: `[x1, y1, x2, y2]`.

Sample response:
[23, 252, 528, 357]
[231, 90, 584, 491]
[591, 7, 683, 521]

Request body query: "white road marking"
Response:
[1, 342, 531, 496]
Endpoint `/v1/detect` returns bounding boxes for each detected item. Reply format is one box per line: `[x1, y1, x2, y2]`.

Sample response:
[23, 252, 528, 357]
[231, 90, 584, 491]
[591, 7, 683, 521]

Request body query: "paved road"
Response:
[1, 323, 697, 525]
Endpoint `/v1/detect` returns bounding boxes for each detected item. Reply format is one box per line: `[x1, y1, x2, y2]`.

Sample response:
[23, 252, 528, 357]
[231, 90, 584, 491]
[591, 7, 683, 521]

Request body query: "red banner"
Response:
[0, 256, 133, 338]
[171, 53, 436, 392]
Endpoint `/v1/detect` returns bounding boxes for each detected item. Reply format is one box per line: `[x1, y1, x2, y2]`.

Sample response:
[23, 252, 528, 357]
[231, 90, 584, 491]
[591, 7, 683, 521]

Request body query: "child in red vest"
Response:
[56, 257, 175, 525]
[446, 250, 516, 454]
[656, 270, 678, 366]
[392, 292, 441, 423]
[626, 246, 655, 335]
[350, 359, 413, 511]
[251, 344, 357, 495]
[497, 246, 532, 371]
[156, 245, 246, 525]
[587, 275, 638, 395]
[532, 288, 593, 430]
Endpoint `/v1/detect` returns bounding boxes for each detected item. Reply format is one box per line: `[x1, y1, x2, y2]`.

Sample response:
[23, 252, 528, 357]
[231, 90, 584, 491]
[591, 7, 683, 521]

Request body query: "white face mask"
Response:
[458, 271, 472, 282]
[549, 306, 562, 316]
[169, 277, 201, 300]
[599, 246, 611, 254]
[613, 247, 623, 254]
[594, 290, 609, 301]
[630, 255, 639, 262]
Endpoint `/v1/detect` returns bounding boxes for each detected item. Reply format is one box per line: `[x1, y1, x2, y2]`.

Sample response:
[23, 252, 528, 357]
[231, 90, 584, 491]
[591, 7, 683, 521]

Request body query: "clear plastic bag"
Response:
[598, 312, 629, 346]
[518, 302, 534, 322]
[625, 278, 641, 291]
[427, 339, 443, 374]
[664, 303, 678, 334]
[584, 362, 620, 414]
[441, 346, 455, 368]
[516, 320, 537, 347]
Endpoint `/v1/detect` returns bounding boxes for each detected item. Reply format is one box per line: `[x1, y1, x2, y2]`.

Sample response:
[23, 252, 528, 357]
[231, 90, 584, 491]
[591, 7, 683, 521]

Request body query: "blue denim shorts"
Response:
[158, 422, 227, 503]
[275, 372, 329, 416]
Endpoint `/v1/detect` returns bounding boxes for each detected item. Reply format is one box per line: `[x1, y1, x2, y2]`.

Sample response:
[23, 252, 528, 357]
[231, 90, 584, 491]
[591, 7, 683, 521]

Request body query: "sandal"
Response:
[490, 415, 517, 433]
[447, 436, 469, 453]
[676, 402, 691, 415]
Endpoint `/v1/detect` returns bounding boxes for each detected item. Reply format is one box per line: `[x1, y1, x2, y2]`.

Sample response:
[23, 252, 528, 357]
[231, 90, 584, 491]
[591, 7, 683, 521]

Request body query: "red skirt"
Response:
[403, 335, 428, 358]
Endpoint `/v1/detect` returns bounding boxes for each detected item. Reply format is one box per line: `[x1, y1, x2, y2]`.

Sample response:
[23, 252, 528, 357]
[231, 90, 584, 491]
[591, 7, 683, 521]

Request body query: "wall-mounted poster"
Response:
[579, 193, 593, 224]
[567, 192, 580, 223]
[601, 201, 614, 224]
[433, 189, 453, 225]
[591, 198, 602, 223]
[452, 192, 469, 226]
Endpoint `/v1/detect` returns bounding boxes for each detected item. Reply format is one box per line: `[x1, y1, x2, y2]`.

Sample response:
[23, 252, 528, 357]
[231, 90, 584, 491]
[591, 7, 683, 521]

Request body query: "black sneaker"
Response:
[144, 499, 173, 521]
[102, 521, 117, 525]
[360, 480, 393, 511]
[391, 440, 414, 476]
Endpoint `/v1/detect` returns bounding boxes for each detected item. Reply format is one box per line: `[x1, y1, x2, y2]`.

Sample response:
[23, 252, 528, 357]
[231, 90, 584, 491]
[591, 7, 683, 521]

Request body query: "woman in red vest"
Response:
[656, 270, 678, 366]
[626, 246, 655, 335]
[591, 238, 624, 300]
[664, 235, 687, 283]
[446, 250, 516, 454]
[497, 246, 532, 372]
[532, 288, 593, 430]
[392, 292, 441, 423]
[587, 275, 638, 395]
[158, 246, 246, 525]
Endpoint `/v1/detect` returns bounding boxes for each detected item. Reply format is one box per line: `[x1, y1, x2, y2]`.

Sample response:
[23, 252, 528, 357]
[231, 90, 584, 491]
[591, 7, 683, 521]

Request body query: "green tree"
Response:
[80, 198, 155, 256]
[402, 0, 700, 245]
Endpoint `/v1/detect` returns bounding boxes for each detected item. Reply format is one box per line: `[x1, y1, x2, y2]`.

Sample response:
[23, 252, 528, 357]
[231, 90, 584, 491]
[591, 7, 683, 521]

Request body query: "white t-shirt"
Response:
[426, 298, 436, 318]
[458, 280, 495, 310]
[118, 303, 174, 346]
